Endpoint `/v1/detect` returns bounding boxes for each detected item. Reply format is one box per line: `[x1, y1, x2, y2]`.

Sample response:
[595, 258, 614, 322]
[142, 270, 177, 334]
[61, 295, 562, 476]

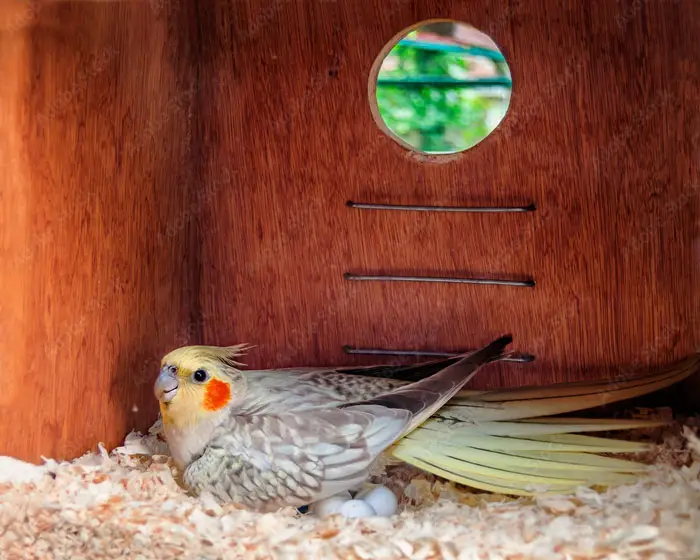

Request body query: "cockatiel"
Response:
[153, 335, 699, 514]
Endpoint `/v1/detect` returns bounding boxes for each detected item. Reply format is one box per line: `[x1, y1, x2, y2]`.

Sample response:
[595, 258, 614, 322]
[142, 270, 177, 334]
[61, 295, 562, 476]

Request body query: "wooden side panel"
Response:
[197, 0, 699, 386]
[0, 0, 697, 462]
[0, 0, 199, 461]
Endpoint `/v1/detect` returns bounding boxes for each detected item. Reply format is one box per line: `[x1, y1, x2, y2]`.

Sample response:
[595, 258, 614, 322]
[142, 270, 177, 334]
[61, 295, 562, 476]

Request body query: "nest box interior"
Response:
[0, 0, 698, 466]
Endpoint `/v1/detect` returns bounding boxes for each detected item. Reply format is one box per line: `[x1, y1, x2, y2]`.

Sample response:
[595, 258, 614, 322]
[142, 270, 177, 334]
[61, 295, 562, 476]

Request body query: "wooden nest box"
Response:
[0, 0, 698, 463]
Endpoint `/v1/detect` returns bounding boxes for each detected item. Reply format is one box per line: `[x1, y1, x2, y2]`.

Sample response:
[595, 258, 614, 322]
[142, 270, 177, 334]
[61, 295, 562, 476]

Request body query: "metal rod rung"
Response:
[344, 273, 535, 288]
[343, 345, 535, 363]
[347, 201, 536, 213]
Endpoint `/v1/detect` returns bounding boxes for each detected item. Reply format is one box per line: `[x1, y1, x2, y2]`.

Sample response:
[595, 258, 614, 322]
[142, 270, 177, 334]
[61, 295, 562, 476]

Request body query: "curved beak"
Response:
[154, 367, 179, 403]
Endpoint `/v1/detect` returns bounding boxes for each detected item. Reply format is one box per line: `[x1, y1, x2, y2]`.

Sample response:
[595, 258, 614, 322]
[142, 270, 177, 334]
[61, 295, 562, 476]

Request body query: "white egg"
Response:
[358, 485, 398, 517]
[311, 491, 352, 518]
[339, 499, 376, 518]
[353, 484, 377, 501]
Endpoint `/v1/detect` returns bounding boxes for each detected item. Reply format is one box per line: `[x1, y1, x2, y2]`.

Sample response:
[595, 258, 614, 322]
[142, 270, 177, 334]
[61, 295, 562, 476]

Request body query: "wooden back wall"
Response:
[0, 0, 698, 462]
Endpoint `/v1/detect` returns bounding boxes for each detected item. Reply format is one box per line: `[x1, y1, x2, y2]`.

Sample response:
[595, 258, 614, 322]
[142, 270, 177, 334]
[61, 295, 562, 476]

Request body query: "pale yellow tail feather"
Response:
[405, 421, 655, 453]
[394, 438, 648, 474]
[393, 447, 640, 496]
[390, 354, 699, 496]
[446, 353, 699, 422]
[402, 430, 650, 454]
[416, 417, 665, 437]
[517, 432, 654, 450]
[516, 417, 666, 427]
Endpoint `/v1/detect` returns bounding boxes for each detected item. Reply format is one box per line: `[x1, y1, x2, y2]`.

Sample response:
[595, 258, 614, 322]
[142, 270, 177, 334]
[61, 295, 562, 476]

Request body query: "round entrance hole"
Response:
[369, 20, 512, 156]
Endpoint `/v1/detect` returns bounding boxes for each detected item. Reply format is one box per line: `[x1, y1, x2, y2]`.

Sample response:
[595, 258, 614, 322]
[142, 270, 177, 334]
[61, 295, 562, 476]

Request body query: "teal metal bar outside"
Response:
[376, 76, 512, 88]
[379, 40, 512, 89]
[397, 38, 507, 63]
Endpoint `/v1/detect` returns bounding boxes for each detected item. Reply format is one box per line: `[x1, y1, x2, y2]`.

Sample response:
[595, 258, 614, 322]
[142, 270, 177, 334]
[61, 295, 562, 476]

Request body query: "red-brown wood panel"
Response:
[195, 0, 699, 384]
[0, 0, 199, 461]
[0, 0, 697, 462]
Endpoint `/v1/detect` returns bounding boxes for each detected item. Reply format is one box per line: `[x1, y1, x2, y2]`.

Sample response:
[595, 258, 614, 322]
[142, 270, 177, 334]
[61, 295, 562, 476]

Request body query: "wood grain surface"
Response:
[0, 0, 201, 461]
[0, 0, 698, 461]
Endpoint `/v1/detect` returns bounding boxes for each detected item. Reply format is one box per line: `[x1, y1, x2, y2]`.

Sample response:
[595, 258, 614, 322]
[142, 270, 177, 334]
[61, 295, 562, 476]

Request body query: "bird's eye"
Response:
[192, 369, 209, 383]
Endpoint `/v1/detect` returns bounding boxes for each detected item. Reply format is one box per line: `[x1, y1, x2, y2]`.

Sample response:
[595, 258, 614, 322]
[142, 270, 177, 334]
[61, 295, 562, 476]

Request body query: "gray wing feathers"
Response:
[185, 407, 410, 510]
[186, 336, 510, 511]
[341, 335, 512, 434]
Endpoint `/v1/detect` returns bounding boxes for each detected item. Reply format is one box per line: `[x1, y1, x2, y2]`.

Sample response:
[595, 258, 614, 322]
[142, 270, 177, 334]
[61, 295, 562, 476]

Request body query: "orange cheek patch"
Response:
[203, 379, 231, 411]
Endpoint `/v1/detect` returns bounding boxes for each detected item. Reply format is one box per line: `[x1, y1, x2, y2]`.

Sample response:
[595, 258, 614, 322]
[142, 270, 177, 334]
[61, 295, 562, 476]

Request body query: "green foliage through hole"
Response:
[375, 23, 512, 154]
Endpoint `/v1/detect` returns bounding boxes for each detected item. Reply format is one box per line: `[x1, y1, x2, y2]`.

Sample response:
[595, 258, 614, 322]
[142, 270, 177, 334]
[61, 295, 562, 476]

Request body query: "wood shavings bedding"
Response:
[1, 416, 699, 560]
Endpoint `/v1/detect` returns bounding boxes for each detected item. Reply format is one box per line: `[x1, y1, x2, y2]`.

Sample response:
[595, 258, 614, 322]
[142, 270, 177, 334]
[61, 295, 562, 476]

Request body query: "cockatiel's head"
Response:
[154, 344, 250, 429]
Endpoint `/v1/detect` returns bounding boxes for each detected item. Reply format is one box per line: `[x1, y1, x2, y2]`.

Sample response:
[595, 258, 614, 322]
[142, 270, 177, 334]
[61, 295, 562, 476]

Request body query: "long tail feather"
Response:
[404, 431, 651, 454]
[343, 335, 513, 435]
[390, 353, 699, 496]
[419, 418, 666, 437]
[391, 424, 656, 497]
[446, 353, 699, 422]
[407, 418, 660, 448]
[394, 447, 641, 496]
